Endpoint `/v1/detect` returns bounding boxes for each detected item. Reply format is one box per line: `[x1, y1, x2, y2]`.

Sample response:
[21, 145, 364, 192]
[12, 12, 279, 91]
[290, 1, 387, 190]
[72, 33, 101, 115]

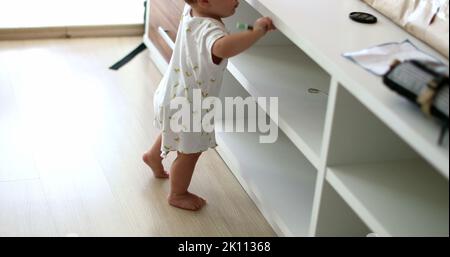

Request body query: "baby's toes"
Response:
[196, 197, 206, 208]
[199, 196, 207, 204]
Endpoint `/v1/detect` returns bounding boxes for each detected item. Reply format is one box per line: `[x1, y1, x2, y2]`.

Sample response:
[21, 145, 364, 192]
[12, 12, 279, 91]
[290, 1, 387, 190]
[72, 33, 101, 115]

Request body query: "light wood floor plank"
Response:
[0, 179, 57, 236]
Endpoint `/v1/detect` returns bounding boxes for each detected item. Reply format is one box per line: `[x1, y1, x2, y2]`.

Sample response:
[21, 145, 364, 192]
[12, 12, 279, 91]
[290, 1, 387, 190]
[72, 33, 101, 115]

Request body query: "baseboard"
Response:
[0, 24, 144, 40]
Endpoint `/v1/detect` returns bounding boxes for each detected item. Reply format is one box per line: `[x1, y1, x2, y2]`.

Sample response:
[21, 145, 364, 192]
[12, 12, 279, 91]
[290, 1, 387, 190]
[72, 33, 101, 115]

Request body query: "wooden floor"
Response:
[0, 37, 276, 237]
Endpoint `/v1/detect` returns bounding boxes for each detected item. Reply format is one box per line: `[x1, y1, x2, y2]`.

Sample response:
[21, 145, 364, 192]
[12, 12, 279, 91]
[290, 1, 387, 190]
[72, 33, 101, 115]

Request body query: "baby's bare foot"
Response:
[168, 192, 207, 211]
[143, 152, 169, 179]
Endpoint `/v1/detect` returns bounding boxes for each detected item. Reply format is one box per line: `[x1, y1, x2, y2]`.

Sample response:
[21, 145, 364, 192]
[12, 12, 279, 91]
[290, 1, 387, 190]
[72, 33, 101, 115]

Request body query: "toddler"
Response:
[143, 0, 275, 211]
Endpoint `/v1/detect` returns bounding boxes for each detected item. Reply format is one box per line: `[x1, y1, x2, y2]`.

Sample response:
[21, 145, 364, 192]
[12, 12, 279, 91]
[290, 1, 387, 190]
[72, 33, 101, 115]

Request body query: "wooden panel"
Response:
[148, 0, 184, 62]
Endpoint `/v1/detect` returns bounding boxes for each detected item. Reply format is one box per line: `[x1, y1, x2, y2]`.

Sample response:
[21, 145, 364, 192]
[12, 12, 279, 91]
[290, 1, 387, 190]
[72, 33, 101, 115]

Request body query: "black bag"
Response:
[383, 59, 449, 144]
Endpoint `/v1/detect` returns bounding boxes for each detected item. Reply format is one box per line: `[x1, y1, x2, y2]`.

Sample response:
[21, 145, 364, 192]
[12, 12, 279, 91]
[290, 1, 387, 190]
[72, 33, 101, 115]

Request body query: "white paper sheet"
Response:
[343, 40, 439, 76]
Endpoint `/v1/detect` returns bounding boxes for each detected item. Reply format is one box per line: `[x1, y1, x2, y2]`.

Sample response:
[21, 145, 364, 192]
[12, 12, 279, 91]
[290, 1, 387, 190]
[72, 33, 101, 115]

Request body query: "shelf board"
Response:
[216, 119, 317, 237]
[327, 160, 449, 236]
[228, 46, 331, 168]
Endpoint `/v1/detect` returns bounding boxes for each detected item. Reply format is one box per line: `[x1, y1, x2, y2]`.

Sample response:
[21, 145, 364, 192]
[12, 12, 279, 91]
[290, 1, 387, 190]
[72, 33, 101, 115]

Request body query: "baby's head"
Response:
[185, 0, 239, 18]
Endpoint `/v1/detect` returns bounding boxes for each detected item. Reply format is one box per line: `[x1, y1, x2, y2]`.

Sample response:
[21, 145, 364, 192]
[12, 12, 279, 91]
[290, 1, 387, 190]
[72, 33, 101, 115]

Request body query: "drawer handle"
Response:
[158, 27, 175, 50]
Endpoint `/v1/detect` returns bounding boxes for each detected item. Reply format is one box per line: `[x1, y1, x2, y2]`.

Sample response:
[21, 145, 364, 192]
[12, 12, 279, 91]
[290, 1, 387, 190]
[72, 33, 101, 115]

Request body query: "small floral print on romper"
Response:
[171, 84, 178, 98]
[185, 71, 192, 77]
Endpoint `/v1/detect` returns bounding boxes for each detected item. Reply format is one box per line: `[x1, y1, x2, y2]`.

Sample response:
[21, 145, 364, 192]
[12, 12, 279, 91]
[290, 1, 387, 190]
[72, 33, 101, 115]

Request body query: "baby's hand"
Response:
[254, 17, 276, 35]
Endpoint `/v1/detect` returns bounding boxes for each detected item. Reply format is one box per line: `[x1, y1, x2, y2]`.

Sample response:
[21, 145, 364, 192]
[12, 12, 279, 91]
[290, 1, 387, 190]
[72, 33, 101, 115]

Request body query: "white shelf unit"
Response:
[223, 2, 331, 168]
[314, 84, 449, 237]
[327, 161, 449, 237]
[243, 0, 449, 178]
[226, 47, 330, 168]
[144, 0, 449, 237]
[314, 181, 372, 237]
[216, 72, 318, 236]
[215, 130, 317, 237]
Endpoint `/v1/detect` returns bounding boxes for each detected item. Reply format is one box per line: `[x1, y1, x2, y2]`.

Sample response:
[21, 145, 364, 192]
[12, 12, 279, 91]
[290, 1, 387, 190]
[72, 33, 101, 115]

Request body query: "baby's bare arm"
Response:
[212, 17, 276, 59]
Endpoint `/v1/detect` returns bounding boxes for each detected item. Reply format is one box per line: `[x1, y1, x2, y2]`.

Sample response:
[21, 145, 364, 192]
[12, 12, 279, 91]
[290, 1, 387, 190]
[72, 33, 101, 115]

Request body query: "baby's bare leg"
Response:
[168, 152, 206, 211]
[143, 133, 169, 179]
